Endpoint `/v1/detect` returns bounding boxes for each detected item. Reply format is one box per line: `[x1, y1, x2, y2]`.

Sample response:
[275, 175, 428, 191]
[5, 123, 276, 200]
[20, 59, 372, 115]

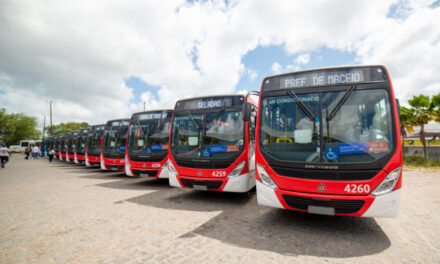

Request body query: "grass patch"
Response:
[403, 155, 440, 167]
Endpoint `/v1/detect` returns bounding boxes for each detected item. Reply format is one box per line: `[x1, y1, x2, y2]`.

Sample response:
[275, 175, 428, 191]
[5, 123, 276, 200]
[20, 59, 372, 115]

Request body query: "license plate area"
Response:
[193, 185, 207, 191]
[139, 173, 149, 177]
[308, 206, 335, 216]
[110, 167, 118, 171]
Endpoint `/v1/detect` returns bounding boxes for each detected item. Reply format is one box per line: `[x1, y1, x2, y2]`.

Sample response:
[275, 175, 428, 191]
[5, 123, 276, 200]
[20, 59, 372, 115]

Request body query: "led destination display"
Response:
[263, 66, 387, 91]
[174, 95, 244, 112]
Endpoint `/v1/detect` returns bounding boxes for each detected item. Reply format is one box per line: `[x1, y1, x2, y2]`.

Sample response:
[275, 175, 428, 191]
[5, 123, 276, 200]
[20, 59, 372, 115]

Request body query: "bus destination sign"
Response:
[135, 111, 172, 121]
[175, 95, 244, 112]
[263, 66, 387, 91]
[107, 120, 129, 127]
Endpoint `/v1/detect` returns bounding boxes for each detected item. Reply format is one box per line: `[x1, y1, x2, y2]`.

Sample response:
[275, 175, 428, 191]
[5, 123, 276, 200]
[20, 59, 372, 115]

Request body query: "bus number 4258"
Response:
[344, 184, 370, 194]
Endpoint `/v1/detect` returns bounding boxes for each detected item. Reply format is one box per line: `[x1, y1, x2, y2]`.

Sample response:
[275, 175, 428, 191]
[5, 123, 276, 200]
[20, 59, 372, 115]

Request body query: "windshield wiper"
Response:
[206, 108, 225, 130]
[187, 111, 201, 130]
[287, 90, 316, 121]
[326, 85, 356, 121]
[135, 119, 148, 137]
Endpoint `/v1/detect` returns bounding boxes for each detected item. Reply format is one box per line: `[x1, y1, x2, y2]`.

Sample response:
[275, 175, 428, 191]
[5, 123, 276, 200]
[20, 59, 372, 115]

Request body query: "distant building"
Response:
[407, 123, 440, 140]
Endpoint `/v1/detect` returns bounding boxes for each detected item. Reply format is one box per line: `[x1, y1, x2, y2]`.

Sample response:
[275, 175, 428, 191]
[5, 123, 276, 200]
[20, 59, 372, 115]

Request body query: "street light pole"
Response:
[143, 101, 146, 111]
[49, 100, 53, 127]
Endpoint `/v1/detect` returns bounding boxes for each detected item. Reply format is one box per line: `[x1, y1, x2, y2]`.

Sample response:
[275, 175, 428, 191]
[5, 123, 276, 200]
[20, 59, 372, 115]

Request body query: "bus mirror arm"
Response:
[242, 102, 251, 121]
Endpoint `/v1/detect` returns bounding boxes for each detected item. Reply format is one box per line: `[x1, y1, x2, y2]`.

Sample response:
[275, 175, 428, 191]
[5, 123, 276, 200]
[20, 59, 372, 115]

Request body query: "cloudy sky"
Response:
[1, 0, 439, 130]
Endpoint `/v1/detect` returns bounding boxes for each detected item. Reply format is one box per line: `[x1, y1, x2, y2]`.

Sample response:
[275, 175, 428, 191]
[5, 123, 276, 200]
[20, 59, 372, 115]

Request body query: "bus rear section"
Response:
[74, 128, 90, 164]
[66, 131, 78, 162]
[168, 94, 258, 193]
[85, 125, 105, 167]
[125, 110, 172, 178]
[101, 119, 129, 171]
[60, 134, 69, 160]
[255, 65, 402, 217]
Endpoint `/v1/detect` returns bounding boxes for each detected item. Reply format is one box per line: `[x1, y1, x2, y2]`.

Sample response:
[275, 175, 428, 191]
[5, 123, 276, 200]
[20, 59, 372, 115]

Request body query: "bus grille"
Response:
[281, 194, 365, 214]
[175, 160, 232, 169]
[180, 179, 223, 190]
[129, 156, 165, 162]
[132, 170, 158, 177]
[272, 167, 380, 181]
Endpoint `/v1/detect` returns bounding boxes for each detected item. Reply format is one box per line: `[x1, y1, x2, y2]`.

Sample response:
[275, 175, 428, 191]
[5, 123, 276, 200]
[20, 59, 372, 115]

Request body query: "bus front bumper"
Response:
[169, 173, 253, 193]
[256, 181, 400, 217]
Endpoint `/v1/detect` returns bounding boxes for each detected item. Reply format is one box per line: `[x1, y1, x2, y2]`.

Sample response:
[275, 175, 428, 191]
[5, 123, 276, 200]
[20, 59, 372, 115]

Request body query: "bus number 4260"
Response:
[344, 184, 370, 194]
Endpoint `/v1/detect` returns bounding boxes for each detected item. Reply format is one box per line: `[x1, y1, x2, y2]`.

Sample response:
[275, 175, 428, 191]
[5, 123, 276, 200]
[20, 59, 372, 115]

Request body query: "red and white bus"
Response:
[125, 110, 173, 178]
[54, 135, 61, 159]
[60, 133, 69, 160]
[101, 119, 129, 171]
[168, 94, 258, 192]
[74, 128, 90, 165]
[255, 65, 402, 217]
[66, 131, 78, 162]
[85, 124, 105, 167]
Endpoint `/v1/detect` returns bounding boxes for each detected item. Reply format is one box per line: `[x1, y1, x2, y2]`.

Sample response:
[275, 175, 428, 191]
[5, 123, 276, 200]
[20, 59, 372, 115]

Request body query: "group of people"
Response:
[24, 145, 41, 160]
[24, 146, 55, 162]
[0, 144, 56, 169]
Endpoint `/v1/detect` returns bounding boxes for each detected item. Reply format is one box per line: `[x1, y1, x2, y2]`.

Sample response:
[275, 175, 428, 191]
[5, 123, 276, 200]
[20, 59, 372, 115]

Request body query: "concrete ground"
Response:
[0, 155, 439, 263]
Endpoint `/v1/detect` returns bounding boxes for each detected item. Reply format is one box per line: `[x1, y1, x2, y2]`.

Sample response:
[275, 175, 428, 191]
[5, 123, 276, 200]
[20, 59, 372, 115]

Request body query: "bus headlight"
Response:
[168, 161, 178, 175]
[257, 163, 278, 189]
[228, 161, 246, 178]
[371, 167, 401, 196]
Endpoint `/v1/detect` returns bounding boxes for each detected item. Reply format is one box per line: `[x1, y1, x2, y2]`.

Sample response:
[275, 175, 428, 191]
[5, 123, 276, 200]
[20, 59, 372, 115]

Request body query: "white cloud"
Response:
[356, 4, 440, 103]
[0, 0, 439, 130]
[245, 68, 258, 81]
[271, 62, 282, 74]
[294, 53, 310, 65]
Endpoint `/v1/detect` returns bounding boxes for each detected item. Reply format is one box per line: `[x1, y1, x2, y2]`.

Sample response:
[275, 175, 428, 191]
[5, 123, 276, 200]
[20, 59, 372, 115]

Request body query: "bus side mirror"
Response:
[396, 98, 400, 118]
[242, 102, 251, 121]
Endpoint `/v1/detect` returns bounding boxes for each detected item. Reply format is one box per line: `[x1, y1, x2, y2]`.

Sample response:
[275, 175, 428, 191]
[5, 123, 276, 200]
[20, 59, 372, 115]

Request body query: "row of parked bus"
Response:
[40, 65, 403, 218]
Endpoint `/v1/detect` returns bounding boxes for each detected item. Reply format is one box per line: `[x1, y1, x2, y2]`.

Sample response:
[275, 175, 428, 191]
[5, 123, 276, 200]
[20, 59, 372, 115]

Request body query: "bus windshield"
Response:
[76, 134, 87, 153]
[127, 119, 170, 156]
[103, 127, 128, 154]
[87, 132, 102, 154]
[61, 139, 67, 152]
[171, 111, 244, 159]
[67, 137, 75, 153]
[260, 89, 394, 163]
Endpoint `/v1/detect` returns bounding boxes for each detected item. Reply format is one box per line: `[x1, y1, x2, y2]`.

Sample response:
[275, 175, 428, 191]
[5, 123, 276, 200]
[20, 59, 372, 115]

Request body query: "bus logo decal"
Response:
[317, 184, 326, 192]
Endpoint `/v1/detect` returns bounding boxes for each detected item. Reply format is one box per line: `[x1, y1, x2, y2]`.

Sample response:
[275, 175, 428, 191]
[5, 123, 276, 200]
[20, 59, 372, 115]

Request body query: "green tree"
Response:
[431, 93, 440, 122]
[408, 95, 432, 159]
[0, 108, 7, 138]
[47, 122, 89, 136]
[399, 106, 415, 156]
[0, 109, 41, 146]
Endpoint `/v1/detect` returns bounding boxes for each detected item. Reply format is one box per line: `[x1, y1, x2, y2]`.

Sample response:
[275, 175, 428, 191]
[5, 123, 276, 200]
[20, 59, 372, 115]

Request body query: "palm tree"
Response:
[399, 106, 415, 156]
[408, 95, 432, 159]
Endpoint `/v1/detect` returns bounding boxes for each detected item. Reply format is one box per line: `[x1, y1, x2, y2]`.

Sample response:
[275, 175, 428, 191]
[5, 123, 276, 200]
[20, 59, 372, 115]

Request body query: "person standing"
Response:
[24, 146, 31, 160]
[0, 144, 11, 168]
[48, 147, 55, 162]
[32, 145, 40, 159]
